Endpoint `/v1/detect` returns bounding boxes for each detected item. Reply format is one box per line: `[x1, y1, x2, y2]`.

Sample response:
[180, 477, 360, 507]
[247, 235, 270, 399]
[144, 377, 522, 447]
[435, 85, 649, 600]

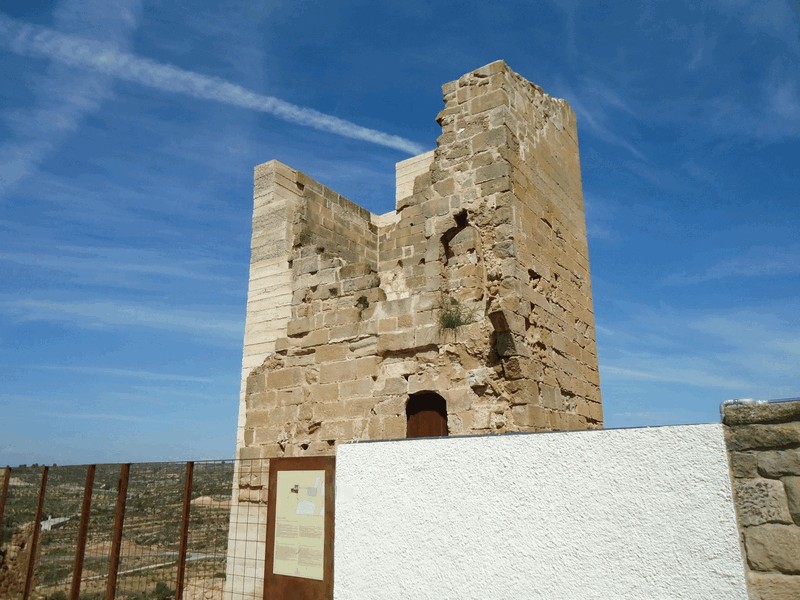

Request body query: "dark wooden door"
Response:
[406, 393, 448, 438]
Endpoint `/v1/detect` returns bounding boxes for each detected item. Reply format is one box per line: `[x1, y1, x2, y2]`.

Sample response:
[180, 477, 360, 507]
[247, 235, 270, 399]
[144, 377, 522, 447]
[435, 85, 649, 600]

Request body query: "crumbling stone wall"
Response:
[0, 523, 36, 599]
[226, 60, 603, 597]
[240, 60, 602, 460]
[724, 400, 800, 599]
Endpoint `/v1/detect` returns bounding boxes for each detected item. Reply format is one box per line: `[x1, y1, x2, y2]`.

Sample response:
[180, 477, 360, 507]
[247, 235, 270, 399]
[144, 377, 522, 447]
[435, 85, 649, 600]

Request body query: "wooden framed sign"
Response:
[264, 456, 335, 600]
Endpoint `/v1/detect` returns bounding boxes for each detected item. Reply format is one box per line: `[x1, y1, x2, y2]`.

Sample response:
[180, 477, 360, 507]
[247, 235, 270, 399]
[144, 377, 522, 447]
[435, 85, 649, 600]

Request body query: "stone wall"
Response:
[226, 60, 603, 597]
[226, 161, 382, 598]
[239, 60, 602, 464]
[395, 150, 434, 204]
[724, 400, 800, 599]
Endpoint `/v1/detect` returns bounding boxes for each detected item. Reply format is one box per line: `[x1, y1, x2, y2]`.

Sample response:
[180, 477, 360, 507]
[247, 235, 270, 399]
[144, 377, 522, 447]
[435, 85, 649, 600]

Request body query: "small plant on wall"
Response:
[439, 293, 475, 338]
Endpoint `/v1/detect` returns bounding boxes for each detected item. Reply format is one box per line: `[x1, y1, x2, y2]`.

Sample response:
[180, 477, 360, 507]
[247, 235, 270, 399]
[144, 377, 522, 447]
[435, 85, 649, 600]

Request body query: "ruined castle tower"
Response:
[225, 60, 602, 597]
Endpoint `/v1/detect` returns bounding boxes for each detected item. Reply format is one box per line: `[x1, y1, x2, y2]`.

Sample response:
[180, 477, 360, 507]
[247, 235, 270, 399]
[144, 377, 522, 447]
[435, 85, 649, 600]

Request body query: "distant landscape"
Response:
[1, 461, 233, 599]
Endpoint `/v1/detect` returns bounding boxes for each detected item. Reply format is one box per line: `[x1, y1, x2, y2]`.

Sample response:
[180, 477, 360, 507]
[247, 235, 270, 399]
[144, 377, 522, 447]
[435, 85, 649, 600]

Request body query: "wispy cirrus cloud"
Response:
[10, 364, 214, 383]
[599, 301, 800, 404]
[0, 1, 142, 197]
[710, 0, 800, 53]
[0, 12, 425, 156]
[583, 193, 621, 243]
[37, 411, 158, 423]
[662, 245, 800, 285]
[704, 59, 800, 142]
[564, 78, 645, 160]
[2, 298, 243, 342]
[0, 244, 239, 289]
[602, 364, 753, 391]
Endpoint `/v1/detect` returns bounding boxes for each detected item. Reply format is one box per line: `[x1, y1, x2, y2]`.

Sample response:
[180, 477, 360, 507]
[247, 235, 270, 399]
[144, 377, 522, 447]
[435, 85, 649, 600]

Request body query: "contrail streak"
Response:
[0, 13, 425, 155]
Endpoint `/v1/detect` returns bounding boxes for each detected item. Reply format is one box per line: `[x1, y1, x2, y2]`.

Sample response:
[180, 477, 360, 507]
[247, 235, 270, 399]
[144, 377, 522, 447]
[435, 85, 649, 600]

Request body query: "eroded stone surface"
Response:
[734, 478, 792, 526]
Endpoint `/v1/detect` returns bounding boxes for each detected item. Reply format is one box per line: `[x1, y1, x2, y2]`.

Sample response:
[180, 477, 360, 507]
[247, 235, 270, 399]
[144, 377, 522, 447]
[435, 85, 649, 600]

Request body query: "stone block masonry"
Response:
[225, 60, 603, 597]
[724, 399, 800, 600]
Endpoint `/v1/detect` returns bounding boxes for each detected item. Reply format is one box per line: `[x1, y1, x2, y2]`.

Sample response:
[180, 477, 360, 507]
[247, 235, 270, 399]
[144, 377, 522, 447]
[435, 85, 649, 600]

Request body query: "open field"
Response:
[1, 461, 233, 599]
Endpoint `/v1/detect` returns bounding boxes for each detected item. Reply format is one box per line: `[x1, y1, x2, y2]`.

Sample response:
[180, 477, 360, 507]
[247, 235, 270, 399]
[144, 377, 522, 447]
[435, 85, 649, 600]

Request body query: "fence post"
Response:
[23, 465, 48, 600]
[106, 463, 130, 600]
[70, 464, 96, 600]
[0, 466, 10, 544]
[175, 461, 194, 599]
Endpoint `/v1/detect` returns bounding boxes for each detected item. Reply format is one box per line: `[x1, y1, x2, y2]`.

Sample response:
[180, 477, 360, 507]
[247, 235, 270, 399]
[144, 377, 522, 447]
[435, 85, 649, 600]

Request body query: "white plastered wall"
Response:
[334, 424, 748, 600]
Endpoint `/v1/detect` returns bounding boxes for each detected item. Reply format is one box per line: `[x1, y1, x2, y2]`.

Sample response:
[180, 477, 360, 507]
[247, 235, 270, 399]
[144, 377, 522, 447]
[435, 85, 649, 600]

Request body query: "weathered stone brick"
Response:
[744, 524, 800, 573]
[286, 317, 312, 337]
[727, 424, 800, 452]
[511, 404, 549, 428]
[730, 452, 759, 478]
[339, 378, 374, 398]
[470, 88, 508, 114]
[354, 356, 379, 378]
[758, 450, 800, 478]
[300, 327, 329, 347]
[267, 367, 303, 389]
[314, 343, 349, 363]
[319, 360, 357, 384]
[372, 396, 405, 416]
[724, 401, 800, 426]
[376, 331, 415, 354]
[382, 415, 406, 439]
[734, 478, 793, 526]
[330, 323, 360, 342]
[784, 476, 800, 525]
[747, 573, 800, 600]
[339, 263, 373, 279]
[277, 387, 303, 406]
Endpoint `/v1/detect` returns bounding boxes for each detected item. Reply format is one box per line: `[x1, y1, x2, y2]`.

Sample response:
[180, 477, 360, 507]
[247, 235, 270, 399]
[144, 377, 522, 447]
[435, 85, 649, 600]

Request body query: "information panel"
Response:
[264, 456, 335, 600]
[273, 470, 326, 580]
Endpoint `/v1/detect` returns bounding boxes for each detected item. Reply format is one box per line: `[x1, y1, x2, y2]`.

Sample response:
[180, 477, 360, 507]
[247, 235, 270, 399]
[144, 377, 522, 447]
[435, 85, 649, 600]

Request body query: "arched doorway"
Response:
[406, 392, 448, 438]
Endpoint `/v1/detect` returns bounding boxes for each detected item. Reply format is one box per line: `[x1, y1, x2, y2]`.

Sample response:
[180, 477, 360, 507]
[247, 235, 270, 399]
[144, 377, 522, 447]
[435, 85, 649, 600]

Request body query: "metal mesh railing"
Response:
[0, 460, 263, 600]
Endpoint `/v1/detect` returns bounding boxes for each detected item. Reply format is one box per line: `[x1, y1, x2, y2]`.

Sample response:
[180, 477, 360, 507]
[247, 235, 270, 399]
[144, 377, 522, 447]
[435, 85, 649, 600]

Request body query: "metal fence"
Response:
[0, 460, 261, 600]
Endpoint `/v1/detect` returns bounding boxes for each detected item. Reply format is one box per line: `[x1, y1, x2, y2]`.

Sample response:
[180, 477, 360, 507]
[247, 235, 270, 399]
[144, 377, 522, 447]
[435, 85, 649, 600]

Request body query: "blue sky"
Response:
[1, 0, 798, 466]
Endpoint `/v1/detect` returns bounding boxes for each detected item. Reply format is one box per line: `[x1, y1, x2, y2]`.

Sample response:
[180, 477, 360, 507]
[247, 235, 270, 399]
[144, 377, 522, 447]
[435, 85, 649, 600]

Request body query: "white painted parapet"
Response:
[334, 424, 749, 599]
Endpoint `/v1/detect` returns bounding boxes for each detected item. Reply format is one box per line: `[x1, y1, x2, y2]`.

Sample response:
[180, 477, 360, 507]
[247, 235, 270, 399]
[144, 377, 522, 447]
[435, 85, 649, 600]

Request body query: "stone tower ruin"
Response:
[225, 60, 602, 597]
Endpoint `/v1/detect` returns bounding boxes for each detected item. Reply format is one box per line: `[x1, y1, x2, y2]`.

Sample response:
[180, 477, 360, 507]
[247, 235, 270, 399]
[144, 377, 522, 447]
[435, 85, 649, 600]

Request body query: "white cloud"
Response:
[0, 2, 142, 197]
[598, 301, 800, 402]
[711, 0, 800, 52]
[37, 411, 157, 423]
[566, 82, 645, 160]
[13, 364, 214, 383]
[663, 245, 800, 285]
[2, 298, 243, 341]
[0, 244, 240, 289]
[602, 364, 753, 391]
[0, 12, 425, 156]
[583, 193, 620, 243]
